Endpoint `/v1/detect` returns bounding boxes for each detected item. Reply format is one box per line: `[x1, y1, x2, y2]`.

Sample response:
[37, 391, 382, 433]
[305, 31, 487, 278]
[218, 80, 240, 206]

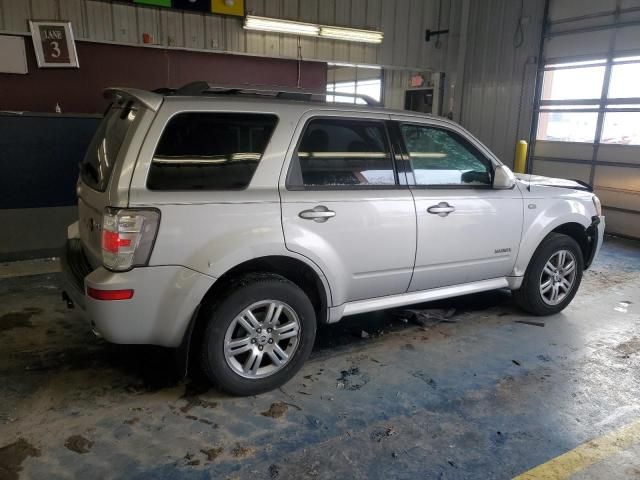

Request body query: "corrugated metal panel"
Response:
[30, 0, 58, 19]
[378, 0, 396, 66]
[59, 0, 87, 38]
[383, 69, 411, 109]
[245, 0, 266, 56]
[1, 0, 461, 70]
[223, 15, 244, 53]
[183, 12, 205, 49]
[333, 0, 351, 62]
[316, 0, 336, 61]
[392, 0, 410, 67]
[1, 0, 30, 32]
[363, 0, 381, 64]
[85, 0, 114, 42]
[112, 2, 138, 44]
[298, 0, 318, 59]
[137, 6, 161, 45]
[204, 14, 224, 49]
[160, 9, 184, 47]
[460, 0, 545, 165]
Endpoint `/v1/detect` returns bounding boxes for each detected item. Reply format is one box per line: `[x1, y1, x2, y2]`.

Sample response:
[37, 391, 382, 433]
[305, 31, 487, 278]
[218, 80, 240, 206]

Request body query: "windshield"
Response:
[80, 100, 137, 192]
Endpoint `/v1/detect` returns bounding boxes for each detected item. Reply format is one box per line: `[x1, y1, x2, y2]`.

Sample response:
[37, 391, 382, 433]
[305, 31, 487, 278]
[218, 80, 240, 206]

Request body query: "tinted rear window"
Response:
[80, 101, 137, 192]
[147, 113, 278, 190]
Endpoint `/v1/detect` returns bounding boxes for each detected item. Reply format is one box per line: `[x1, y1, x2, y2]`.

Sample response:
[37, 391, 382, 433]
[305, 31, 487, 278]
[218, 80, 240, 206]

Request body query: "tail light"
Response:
[101, 208, 160, 271]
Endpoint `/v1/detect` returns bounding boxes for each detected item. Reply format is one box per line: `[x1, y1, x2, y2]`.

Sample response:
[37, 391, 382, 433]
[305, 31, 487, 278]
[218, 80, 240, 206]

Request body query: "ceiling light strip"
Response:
[243, 15, 384, 44]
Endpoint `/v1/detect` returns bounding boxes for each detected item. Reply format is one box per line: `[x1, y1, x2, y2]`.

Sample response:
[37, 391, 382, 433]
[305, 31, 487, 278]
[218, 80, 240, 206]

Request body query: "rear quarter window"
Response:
[80, 100, 138, 192]
[147, 112, 278, 190]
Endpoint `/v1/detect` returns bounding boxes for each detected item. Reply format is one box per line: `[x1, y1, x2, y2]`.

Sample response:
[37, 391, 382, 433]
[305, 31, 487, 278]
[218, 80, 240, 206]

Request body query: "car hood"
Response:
[515, 173, 592, 192]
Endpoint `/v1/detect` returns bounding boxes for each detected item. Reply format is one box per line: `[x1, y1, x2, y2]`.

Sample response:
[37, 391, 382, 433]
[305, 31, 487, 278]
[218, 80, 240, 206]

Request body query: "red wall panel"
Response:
[0, 39, 327, 114]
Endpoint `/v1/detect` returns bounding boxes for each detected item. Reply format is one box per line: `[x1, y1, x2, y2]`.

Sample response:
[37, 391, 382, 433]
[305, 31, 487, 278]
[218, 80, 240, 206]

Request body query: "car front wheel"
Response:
[514, 233, 584, 316]
[200, 273, 316, 396]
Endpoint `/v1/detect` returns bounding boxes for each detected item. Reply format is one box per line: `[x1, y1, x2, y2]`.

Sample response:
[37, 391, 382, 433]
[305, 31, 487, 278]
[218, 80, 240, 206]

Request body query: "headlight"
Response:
[592, 195, 602, 216]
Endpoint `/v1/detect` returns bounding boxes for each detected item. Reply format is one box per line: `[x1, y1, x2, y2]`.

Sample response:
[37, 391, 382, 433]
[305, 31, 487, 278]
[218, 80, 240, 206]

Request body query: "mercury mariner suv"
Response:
[61, 83, 604, 395]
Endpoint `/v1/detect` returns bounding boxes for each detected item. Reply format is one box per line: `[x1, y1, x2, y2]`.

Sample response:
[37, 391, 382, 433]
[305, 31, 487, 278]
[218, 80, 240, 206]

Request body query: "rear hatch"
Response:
[77, 95, 147, 268]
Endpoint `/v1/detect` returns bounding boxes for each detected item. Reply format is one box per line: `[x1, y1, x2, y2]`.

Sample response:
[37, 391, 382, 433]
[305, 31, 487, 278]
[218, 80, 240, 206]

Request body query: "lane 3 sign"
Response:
[29, 21, 79, 68]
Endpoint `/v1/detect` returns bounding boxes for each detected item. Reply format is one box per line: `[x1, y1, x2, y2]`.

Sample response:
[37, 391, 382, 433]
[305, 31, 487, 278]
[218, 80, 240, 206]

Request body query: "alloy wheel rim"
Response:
[539, 249, 577, 306]
[223, 300, 300, 379]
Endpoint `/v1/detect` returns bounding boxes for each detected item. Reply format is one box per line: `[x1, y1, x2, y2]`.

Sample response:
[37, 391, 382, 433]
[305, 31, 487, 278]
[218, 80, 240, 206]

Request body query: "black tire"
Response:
[513, 233, 584, 316]
[200, 273, 316, 396]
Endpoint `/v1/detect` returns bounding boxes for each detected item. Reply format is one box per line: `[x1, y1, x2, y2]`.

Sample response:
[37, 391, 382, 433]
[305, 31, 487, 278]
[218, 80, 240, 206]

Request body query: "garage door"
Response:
[529, 0, 640, 238]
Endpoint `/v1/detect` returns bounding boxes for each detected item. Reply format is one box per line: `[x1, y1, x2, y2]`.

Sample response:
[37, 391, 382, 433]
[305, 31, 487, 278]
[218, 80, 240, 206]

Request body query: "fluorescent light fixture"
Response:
[320, 26, 383, 44]
[243, 15, 384, 44]
[244, 15, 319, 37]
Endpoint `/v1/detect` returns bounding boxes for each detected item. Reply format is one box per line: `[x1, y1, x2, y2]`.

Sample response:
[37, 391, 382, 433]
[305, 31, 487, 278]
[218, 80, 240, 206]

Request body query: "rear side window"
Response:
[80, 101, 137, 192]
[287, 118, 395, 188]
[147, 113, 278, 190]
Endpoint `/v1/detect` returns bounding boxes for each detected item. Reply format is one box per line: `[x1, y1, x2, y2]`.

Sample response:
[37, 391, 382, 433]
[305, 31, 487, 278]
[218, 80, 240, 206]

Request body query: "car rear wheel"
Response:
[200, 273, 316, 396]
[514, 233, 584, 316]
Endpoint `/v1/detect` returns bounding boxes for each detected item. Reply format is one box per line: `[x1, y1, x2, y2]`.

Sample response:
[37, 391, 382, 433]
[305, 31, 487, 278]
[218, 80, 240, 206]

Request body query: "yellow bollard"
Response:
[514, 140, 528, 174]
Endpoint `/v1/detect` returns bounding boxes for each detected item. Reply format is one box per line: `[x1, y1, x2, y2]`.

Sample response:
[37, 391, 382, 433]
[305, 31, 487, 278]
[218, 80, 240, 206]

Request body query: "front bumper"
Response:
[61, 238, 216, 347]
[585, 215, 605, 268]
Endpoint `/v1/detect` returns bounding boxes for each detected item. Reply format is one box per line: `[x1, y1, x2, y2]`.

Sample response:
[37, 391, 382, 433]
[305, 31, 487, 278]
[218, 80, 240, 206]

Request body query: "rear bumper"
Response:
[60, 238, 92, 311]
[61, 238, 216, 347]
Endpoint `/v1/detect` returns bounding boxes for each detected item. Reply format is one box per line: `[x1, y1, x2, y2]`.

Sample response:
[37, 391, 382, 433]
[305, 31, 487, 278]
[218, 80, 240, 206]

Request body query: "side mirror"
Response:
[493, 165, 516, 190]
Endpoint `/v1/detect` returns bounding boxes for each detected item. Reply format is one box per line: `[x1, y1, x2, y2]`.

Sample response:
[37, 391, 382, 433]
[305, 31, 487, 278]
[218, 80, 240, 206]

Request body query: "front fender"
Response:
[512, 198, 592, 277]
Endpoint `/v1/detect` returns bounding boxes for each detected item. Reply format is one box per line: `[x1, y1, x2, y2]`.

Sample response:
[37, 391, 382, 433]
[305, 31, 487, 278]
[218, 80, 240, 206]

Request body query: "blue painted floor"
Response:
[0, 236, 639, 479]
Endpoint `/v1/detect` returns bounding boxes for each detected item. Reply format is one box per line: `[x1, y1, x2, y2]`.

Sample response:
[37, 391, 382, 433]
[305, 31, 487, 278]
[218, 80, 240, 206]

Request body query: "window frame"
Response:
[146, 110, 279, 192]
[285, 115, 403, 191]
[392, 120, 496, 190]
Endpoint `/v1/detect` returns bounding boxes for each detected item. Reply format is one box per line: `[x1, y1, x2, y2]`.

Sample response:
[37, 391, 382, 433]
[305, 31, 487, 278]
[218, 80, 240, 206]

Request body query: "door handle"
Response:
[427, 202, 456, 217]
[299, 205, 336, 223]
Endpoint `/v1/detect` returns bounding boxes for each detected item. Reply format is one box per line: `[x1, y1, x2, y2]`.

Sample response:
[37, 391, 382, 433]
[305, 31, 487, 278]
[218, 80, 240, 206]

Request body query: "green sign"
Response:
[134, 0, 171, 7]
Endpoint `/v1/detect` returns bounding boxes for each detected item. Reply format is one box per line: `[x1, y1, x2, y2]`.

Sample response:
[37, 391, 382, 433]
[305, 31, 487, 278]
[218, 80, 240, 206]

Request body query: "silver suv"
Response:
[62, 83, 604, 395]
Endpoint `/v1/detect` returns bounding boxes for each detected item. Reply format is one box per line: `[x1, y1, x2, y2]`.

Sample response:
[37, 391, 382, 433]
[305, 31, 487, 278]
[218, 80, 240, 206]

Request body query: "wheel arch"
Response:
[513, 214, 592, 278]
[177, 255, 331, 377]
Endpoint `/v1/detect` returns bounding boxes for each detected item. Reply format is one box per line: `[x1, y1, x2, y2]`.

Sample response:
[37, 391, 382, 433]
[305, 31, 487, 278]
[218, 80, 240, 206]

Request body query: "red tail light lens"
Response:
[102, 230, 132, 253]
[87, 287, 134, 301]
[101, 208, 160, 271]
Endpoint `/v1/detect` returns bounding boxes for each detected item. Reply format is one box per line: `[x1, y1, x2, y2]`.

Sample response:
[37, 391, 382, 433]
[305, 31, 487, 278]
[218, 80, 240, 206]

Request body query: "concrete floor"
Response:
[0, 236, 639, 480]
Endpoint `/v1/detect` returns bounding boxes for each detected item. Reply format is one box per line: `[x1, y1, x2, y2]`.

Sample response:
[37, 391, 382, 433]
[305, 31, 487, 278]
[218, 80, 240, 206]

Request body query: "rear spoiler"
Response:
[103, 87, 163, 112]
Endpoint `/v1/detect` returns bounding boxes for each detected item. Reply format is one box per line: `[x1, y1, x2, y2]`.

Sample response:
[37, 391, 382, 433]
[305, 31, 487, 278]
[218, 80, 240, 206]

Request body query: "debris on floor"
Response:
[336, 367, 369, 390]
[261, 402, 289, 419]
[515, 320, 545, 327]
[393, 307, 457, 328]
[370, 426, 398, 442]
[64, 435, 93, 454]
[200, 446, 223, 462]
[231, 444, 253, 458]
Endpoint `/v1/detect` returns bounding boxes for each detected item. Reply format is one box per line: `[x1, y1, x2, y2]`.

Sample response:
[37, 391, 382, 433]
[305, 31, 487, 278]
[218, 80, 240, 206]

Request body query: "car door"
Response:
[279, 111, 417, 307]
[390, 116, 524, 291]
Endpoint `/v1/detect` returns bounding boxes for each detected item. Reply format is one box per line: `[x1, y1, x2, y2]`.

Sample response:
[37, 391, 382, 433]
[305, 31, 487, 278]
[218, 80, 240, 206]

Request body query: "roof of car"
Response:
[103, 83, 455, 127]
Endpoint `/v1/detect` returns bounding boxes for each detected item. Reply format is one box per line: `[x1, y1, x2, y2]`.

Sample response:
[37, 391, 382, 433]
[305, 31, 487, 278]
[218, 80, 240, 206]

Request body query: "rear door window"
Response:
[287, 118, 396, 189]
[80, 100, 137, 192]
[147, 112, 278, 190]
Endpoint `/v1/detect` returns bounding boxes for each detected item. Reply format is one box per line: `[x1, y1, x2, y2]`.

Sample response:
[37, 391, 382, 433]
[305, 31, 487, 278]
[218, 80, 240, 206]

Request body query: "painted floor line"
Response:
[513, 419, 640, 479]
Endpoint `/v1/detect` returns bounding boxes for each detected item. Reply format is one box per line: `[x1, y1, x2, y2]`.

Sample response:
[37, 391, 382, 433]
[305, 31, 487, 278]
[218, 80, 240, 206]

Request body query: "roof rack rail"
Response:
[169, 81, 379, 106]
